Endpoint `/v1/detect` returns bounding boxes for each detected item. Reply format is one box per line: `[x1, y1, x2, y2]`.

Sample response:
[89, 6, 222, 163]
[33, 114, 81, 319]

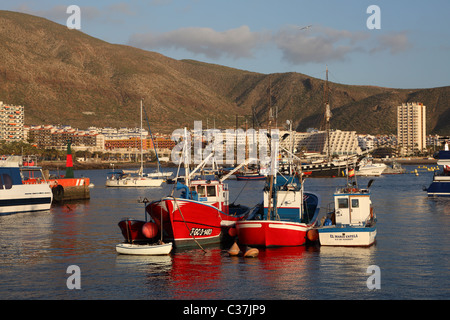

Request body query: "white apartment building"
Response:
[397, 102, 426, 155]
[278, 130, 361, 156]
[0, 101, 24, 142]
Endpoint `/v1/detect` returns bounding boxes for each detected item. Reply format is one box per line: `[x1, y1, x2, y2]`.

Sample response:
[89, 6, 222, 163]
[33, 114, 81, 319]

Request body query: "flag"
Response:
[348, 168, 355, 177]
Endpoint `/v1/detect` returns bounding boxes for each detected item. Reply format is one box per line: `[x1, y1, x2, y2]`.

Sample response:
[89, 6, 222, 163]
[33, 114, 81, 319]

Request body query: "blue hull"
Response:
[426, 181, 450, 197]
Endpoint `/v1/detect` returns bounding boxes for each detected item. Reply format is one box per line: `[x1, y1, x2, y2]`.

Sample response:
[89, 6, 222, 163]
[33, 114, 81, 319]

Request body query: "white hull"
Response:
[145, 171, 173, 178]
[115, 242, 172, 255]
[0, 184, 53, 215]
[356, 164, 387, 176]
[318, 227, 376, 246]
[105, 177, 164, 187]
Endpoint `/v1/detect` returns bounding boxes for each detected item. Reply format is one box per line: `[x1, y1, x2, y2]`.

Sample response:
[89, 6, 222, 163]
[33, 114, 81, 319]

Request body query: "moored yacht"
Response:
[0, 156, 52, 215]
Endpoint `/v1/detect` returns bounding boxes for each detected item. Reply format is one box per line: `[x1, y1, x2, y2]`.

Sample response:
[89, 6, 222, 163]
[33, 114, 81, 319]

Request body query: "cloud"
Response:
[274, 26, 369, 64]
[373, 32, 412, 54]
[129, 25, 269, 59]
[130, 24, 407, 64]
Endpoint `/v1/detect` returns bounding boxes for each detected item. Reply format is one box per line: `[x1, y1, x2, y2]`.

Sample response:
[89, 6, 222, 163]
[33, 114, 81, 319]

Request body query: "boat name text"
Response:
[190, 228, 213, 237]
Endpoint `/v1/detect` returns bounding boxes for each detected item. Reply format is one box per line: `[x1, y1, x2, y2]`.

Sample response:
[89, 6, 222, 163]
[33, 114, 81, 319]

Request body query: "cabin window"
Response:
[1, 174, 13, 189]
[207, 186, 216, 197]
[351, 199, 359, 208]
[338, 198, 348, 209]
[197, 186, 206, 197]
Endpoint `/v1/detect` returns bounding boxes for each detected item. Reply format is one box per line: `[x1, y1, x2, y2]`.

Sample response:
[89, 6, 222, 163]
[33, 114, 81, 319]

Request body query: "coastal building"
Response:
[27, 125, 104, 152]
[278, 130, 361, 156]
[0, 101, 25, 142]
[397, 102, 426, 155]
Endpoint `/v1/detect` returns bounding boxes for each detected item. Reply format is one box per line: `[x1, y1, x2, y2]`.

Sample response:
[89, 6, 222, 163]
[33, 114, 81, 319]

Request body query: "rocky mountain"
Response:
[0, 10, 448, 135]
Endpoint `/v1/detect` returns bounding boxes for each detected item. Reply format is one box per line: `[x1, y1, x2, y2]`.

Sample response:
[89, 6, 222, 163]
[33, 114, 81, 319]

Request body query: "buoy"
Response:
[243, 248, 259, 258]
[228, 227, 237, 237]
[307, 229, 319, 242]
[227, 242, 241, 256]
[142, 222, 158, 239]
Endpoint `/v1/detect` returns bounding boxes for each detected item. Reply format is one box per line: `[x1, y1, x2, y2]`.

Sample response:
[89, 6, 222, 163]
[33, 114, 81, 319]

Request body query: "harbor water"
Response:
[0, 166, 449, 300]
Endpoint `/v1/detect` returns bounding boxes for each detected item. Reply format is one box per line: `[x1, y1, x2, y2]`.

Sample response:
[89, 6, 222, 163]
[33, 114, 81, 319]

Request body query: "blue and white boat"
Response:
[425, 142, 450, 197]
[318, 179, 376, 247]
[0, 156, 53, 215]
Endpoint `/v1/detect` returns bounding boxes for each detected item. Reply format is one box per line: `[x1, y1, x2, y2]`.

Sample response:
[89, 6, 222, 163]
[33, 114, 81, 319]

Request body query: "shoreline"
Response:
[40, 161, 176, 171]
[39, 157, 439, 171]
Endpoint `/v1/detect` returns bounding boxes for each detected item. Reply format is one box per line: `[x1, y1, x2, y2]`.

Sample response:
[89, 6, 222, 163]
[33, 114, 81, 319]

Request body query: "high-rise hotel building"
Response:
[0, 101, 25, 142]
[397, 102, 426, 155]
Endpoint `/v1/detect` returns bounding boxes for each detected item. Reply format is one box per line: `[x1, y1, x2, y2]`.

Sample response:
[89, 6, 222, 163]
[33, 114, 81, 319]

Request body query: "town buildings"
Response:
[0, 101, 24, 142]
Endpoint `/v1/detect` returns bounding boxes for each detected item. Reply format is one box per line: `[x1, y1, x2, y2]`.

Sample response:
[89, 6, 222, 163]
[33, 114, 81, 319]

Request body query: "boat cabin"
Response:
[178, 179, 229, 213]
[334, 188, 372, 226]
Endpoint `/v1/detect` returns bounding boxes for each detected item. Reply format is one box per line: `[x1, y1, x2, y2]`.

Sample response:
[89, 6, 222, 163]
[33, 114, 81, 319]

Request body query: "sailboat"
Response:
[105, 100, 166, 187]
[300, 67, 359, 177]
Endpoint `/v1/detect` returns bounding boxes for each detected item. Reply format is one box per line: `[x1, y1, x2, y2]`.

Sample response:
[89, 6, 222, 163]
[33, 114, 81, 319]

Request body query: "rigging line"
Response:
[142, 103, 161, 171]
[231, 178, 249, 204]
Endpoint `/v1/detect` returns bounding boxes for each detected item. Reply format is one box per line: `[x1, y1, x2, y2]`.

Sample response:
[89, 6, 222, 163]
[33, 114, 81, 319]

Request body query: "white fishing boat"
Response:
[318, 179, 377, 247]
[0, 156, 53, 215]
[115, 241, 172, 255]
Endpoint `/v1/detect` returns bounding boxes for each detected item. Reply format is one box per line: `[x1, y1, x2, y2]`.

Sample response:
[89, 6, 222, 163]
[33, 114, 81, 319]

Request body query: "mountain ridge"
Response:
[0, 10, 448, 135]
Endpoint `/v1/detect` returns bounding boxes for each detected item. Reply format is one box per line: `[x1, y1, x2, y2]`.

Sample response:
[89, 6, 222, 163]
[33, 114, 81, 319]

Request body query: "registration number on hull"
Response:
[190, 228, 213, 236]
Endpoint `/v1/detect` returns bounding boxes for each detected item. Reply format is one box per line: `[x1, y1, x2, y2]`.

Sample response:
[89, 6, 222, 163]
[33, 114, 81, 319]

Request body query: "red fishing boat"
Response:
[118, 129, 251, 247]
[146, 179, 249, 246]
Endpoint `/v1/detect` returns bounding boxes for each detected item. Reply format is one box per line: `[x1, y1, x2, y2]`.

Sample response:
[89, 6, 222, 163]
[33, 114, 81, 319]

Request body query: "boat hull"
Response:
[0, 184, 53, 215]
[106, 177, 164, 187]
[118, 219, 148, 242]
[115, 242, 172, 255]
[146, 198, 247, 246]
[301, 164, 347, 178]
[426, 176, 450, 197]
[318, 226, 377, 246]
[356, 165, 387, 176]
[236, 174, 266, 181]
[236, 220, 312, 246]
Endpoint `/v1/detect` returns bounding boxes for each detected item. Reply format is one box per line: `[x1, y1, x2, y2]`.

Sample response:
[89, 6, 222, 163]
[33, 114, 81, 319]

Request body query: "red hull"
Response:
[118, 219, 147, 243]
[146, 198, 245, 246]
[236, 220, 312, 247]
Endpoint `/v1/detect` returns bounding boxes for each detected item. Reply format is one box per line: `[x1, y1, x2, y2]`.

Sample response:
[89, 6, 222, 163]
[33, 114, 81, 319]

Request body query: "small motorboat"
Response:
[115, 241, 172, 255]
[317, 179, 377, 247]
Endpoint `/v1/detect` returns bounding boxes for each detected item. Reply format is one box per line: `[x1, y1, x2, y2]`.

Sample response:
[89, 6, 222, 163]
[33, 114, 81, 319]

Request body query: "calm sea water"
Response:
[0, 165, 449, 300]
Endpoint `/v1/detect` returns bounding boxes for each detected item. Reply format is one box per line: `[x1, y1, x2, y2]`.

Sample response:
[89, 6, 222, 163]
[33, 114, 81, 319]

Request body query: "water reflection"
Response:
[1, 168, 449, 300]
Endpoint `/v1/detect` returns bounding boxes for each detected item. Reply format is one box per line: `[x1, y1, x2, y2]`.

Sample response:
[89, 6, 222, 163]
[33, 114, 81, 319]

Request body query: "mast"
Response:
[324, 66, 332, 162]
[183, 127, 190, 187]
[140, 99, 144, 176]
[267, 77, 275, 220]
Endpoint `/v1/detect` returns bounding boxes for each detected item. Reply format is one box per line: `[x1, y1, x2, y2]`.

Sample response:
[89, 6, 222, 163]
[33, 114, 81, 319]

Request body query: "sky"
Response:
[2, 0, 450, 89]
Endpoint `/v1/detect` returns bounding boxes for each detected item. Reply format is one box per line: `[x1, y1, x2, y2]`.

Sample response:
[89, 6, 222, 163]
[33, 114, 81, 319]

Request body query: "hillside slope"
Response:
[0, 11, 448, 135]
